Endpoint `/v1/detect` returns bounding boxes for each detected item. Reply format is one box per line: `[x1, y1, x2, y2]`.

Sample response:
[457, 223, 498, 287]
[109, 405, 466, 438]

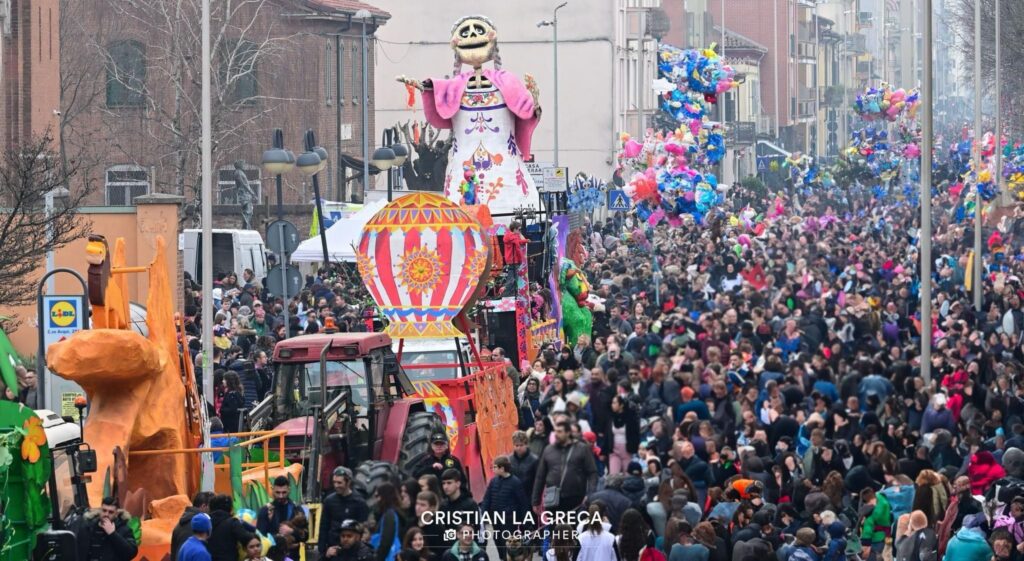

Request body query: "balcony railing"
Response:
[726, 122, 757, 145]
[798, 86, 817, 102]
[797, 41, 817, 61]
[796, 100, 815, 119]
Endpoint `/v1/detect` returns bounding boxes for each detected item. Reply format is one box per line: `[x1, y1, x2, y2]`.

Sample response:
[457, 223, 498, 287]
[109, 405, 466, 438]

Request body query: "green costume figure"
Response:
[559, 258, 593, 348]
[558, 230, 594, 348]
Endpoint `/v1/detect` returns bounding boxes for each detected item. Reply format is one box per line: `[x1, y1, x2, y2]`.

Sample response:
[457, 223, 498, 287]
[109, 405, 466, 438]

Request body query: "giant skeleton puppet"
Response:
[399, 16, 541, 219]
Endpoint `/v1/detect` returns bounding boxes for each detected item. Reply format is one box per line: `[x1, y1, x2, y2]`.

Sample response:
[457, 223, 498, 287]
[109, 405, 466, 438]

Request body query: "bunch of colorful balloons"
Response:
[609, 43, 739, 226]
[458, 166, 480, 205]
[1003, 143, 1024, 198]
[616, 129, 724, 226]
[852, 83, 920, 122]
[654, 44, 738, 152]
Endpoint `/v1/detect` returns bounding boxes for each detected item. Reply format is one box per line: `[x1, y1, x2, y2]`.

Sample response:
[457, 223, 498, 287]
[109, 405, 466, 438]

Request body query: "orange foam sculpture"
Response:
[46, 236, 200, 509]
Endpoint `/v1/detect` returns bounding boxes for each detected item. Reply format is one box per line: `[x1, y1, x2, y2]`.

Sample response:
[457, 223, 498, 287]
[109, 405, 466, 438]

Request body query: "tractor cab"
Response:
[247, 328, 433, 496]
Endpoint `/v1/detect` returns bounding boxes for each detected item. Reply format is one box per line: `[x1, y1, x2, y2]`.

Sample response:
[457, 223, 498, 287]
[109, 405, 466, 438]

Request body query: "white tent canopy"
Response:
[290, 198, 388, 263]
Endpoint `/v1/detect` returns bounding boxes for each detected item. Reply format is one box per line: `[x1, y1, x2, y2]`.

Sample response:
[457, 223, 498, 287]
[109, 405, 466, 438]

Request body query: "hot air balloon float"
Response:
[357, 193, 491, 339]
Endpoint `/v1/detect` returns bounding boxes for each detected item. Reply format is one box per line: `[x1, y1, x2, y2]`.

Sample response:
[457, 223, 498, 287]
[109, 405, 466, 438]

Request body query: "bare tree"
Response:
[950, 0, 1024, 134]
[67, 0, 300, 204]
[0, 134, 92, 307]
[58, 0, 110, 188]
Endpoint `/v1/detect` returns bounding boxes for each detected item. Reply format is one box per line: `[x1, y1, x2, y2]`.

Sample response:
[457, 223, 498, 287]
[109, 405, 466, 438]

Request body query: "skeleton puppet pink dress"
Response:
[421, 69, 540, 217]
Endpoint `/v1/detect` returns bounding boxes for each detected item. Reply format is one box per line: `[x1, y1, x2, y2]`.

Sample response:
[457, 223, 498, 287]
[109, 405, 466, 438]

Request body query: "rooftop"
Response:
[304, 0, 391, 20]
[712, 26, 769, 54]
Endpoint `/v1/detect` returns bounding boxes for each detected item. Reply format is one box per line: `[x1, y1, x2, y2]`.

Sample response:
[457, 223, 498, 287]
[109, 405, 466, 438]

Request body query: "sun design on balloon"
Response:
[356, 250, 376, 280]
[463, 248, 489, 283]
[398, 248, 443, 294]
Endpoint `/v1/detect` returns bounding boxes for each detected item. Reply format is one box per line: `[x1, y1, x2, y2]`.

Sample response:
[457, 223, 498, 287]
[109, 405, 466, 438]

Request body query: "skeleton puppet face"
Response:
[450, 16, 497, 69]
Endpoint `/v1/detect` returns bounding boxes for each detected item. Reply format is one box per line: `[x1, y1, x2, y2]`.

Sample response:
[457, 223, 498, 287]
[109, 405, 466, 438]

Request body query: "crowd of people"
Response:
[156, 149, 1024, 561]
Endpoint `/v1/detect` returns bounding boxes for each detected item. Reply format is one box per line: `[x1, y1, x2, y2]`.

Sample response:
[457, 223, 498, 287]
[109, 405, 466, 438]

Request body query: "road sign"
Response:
[42, 295, 86, 415]
[607, 189, 630, 212]
[540, 166, 568, 193]
[757, 156, 783, 173]
[266, 220, 300, 254]
[525, 161, 551, 187]
[266, 265, 302, 298]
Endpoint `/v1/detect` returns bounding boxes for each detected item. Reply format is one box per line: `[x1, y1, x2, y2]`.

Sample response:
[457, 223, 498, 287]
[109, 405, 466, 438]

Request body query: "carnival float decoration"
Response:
[558, 230, 594, 347]
[357, 193, 491, 339]
[0, 399, 52, 560]
[398, 15, 541, 219]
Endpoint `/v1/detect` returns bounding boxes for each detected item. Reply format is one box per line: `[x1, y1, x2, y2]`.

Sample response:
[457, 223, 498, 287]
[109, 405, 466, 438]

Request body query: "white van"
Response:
[181, 229, 267, 284]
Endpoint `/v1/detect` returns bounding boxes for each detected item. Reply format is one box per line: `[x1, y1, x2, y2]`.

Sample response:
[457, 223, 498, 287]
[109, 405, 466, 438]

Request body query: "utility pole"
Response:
[996, 0, 1006, 206]
[200, 0, 214, 491]
[773, 0, 779, 136]
[921, 0, 933, 384]
[972, 0, 983, 312]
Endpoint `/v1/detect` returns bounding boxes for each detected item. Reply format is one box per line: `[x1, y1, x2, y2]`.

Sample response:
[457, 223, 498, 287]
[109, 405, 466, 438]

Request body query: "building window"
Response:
[105, 165, 149, 206]
[106, 40, 146, 107]
[325, 41, 333, 106]
[217, 165, 262, 204]
[221, 39, 258, 104]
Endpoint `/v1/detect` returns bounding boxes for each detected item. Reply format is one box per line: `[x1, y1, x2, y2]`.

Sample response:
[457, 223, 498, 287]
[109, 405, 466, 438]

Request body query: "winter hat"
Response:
[191, 513, 212, 533]
[826, 521, 846, 540]
[627, 461, 644, 476]
[1003, 447, 1024, 478]
[964, 513, 986, 529]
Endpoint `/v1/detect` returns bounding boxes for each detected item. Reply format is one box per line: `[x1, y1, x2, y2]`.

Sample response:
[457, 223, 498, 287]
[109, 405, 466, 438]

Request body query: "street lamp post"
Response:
[973, 0, 983, 312]
[262, 129, 295, 341]
[537, 2, 567, 167]
[298, 130, 331, 268]
[379, 127, 407, 202]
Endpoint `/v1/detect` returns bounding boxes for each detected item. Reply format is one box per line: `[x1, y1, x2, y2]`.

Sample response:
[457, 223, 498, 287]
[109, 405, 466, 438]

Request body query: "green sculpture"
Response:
[0, 327, 22, 400]
[558, 257, 593, 349]
[0, 401, 52, 561]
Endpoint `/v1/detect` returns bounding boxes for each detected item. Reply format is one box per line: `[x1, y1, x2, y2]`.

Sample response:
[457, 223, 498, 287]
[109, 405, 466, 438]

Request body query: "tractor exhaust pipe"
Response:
[306, 340, 333, 501]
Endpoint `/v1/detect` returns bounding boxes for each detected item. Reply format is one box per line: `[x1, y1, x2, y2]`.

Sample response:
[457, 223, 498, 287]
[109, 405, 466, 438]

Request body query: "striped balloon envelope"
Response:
[356, 193, 490, 339]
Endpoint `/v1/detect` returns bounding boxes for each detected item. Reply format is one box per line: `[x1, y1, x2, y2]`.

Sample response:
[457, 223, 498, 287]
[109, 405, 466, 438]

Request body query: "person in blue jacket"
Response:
[178, 513, 213, 561]
[481, 455, 531, 561]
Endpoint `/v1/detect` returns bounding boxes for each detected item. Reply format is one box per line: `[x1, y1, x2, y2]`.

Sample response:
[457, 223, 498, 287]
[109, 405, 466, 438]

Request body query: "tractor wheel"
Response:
[397, 411, 445, 478]
[352, 460, 399, 508]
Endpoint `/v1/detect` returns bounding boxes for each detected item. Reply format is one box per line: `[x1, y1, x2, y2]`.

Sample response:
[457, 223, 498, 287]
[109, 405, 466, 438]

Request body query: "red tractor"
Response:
[247, 328, 515, 501]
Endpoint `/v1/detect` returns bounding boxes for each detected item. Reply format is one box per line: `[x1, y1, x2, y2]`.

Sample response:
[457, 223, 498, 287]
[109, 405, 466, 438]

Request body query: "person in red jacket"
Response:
[502, 221, 527, 297]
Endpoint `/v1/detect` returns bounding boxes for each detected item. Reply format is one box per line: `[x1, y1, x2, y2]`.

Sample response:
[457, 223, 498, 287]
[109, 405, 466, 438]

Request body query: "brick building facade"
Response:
[59, 0, 388, 231]
[1, 0, 60, 148]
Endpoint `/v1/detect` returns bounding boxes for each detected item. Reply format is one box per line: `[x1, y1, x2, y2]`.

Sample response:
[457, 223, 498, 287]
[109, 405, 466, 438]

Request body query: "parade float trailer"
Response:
[1, 234, 302, 561]
[247, 193, 522, 501]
